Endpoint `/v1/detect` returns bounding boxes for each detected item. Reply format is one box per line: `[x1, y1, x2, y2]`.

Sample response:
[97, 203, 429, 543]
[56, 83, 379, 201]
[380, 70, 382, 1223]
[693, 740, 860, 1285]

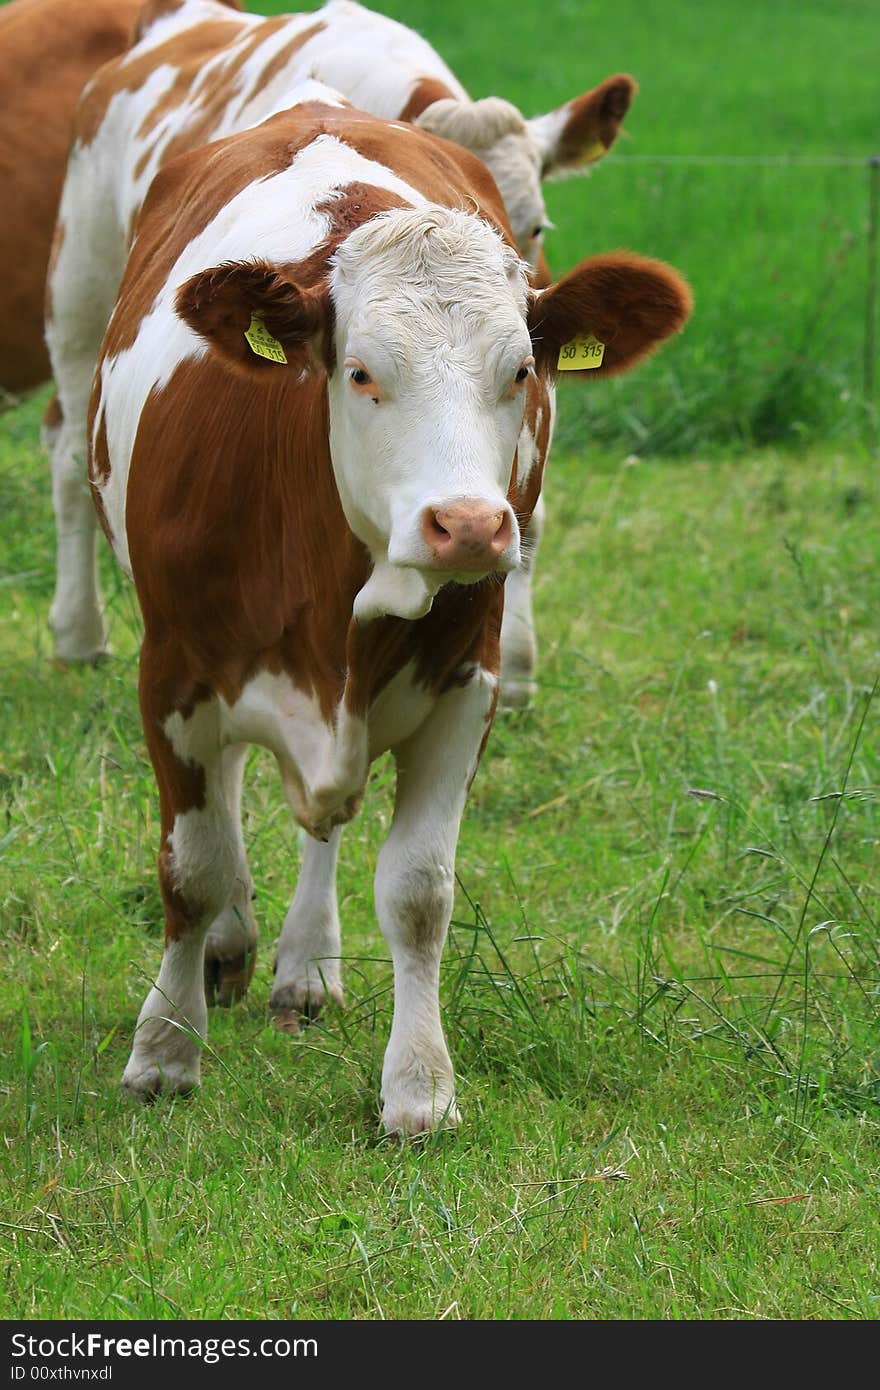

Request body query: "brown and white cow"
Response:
[44, 0, 636, 703]
[82, 92, 690, 1132]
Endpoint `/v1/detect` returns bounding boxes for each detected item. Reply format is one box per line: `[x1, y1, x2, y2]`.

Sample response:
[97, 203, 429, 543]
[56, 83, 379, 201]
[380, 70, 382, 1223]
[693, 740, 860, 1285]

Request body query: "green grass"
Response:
[255, 0, 880, 454]
[2, 385, 879, 1319]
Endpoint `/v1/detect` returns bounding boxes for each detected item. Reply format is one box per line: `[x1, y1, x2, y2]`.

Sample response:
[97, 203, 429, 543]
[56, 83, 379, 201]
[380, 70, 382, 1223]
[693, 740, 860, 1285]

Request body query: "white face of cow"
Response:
[327, 208, 533, 623]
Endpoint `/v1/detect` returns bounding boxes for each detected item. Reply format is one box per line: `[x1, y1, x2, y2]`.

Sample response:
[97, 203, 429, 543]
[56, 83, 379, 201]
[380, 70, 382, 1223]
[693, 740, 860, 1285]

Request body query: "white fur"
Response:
[121, 931, 208, 1096]
[328, 206, 530, 621]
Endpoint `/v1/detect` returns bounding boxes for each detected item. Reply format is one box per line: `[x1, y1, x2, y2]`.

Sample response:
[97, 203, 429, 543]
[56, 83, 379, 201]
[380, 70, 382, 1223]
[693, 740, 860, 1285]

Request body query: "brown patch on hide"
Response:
[400, 77, 458, 122]
[76, 17, 245, 147]
[43, 392, 63, 430]
[249, 20, 325, 98]
[0, 0, 144, 390]
[133, 0, 242, 45]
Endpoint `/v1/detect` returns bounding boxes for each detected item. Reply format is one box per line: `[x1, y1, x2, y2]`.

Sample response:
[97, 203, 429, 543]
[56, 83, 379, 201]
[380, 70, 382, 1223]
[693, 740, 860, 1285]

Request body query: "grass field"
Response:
[2, 387, 878, 1319]
[1, 0, 879, 1323]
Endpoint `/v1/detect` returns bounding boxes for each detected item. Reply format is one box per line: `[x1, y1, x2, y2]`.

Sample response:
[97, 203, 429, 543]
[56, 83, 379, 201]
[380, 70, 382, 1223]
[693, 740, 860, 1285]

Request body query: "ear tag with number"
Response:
[244, 312, 287, 364]
[557, 334, 605, 370]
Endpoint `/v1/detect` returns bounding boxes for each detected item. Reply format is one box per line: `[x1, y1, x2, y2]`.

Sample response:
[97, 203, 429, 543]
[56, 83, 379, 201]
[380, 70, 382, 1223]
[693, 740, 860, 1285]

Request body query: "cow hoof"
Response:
[51, 642, 109, 668]
[498, 675, 536, 712]
[49, 607, 107, 666]
[204, 948, 256, 1007]
[269, 976, 344, 1029]
[121, 1060, 200, 1098]
[381, 1098, 461, 1137]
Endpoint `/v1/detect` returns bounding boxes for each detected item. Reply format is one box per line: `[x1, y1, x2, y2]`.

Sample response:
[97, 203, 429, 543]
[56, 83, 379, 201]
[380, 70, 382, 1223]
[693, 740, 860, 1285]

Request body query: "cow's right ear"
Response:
[176, 261, 329, 375]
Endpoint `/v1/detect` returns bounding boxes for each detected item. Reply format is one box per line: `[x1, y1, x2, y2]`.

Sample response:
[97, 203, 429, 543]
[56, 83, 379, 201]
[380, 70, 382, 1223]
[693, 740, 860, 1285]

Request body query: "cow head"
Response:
[414, 75, 637, 267]
[176, 210, 690, 624]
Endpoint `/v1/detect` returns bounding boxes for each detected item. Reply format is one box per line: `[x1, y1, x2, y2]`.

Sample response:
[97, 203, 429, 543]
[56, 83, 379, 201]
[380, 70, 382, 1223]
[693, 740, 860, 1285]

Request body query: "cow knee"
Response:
[376, 854, 454, 954]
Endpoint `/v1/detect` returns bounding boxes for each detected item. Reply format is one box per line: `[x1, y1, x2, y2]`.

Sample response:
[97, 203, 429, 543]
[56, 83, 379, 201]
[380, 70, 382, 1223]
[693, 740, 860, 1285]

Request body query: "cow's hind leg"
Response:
[45, 156, 127, 662]
[376, 671, 496, 1135]
[122, 653, 253, 1097]
[203, 743, 258, 1007]
[270, 827, 345, 1031]
[44, 386, 106, 663]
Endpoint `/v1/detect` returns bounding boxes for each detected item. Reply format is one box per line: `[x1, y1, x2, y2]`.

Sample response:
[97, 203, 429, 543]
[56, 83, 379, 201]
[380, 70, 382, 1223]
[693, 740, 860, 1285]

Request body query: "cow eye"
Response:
[350, 367, 371, 386]
[531, 225, 544, 240]
[505, 356, 534, 398]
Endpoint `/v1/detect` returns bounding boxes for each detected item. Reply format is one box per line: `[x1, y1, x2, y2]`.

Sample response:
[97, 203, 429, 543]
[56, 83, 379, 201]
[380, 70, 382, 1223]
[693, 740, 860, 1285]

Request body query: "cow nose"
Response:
[421, 500, 513, 571]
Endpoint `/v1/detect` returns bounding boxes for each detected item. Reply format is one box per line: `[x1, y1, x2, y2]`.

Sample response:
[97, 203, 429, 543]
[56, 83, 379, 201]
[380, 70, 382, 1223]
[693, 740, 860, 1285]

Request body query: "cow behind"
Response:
[0, 0, 150, 395]
[87, 97, 691, 1133]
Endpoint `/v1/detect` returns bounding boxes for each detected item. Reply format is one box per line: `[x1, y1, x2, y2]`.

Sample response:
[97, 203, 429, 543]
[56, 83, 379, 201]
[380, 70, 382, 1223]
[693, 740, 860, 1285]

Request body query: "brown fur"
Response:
[548, 74, 638, 173]
[399, 77, 459, 122]
[133, 0, 241, 46]
[529, 252, 693, 379]
[0, 0, 144, 391]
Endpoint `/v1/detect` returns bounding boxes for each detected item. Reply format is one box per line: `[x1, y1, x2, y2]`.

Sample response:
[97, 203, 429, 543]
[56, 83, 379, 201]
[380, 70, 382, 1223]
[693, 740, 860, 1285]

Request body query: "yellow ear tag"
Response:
[244, 312, 287, 364]
[580, 139, 608, 165]
[557, 334, 605, 370]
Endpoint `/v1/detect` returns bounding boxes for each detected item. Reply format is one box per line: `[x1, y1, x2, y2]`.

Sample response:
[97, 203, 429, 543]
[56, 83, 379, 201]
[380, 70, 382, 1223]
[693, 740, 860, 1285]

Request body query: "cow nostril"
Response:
[492, 510, 513, 551]
[428, 513, 450, 540]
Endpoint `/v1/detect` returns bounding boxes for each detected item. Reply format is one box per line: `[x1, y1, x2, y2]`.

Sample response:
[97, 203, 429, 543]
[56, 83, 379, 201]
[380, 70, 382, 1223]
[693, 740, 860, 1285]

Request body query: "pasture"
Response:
[1, 0, 879, 1321]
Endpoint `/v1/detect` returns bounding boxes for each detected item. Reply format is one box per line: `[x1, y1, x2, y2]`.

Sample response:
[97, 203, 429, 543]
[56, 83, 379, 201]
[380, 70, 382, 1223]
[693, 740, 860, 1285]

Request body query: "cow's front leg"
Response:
[499, 495, 544, 710]
[122, 658, 252, 1096]
[376, 671, 496, 1135]
[270, 827, 345, 1030]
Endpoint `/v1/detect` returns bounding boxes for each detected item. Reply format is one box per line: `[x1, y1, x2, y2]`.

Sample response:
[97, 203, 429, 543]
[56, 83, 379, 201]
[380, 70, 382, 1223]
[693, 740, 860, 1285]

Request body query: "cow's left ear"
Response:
[176, 260, 330, 375]
[528, 75, 637, 179]
[528, 252, 692, 379]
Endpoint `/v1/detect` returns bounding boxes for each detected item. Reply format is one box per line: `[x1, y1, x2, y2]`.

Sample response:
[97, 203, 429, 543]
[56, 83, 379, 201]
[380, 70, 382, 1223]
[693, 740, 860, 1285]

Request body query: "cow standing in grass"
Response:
[44, 0, 636, 705]
[78, 87, 690, 1132]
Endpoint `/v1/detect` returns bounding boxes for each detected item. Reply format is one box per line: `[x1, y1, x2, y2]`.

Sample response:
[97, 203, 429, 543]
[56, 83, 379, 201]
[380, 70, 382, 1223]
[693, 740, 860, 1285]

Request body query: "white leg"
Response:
[45, 155, 126, 661]
[271, 827, 345, 1031]
[45, 390, 105, 661]
[499, 494, 544, 709]
[203, 744, 258, 1007]
[376, 671, 496, 1135]
[121, 932, 210, 1097]
[122, 679, 246, 1096]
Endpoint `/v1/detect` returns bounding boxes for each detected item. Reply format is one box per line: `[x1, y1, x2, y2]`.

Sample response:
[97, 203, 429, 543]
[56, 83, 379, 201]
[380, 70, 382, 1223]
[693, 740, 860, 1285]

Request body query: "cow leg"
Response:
[499, 494, 544, 709]
[270, 827, 345, 1031]
[44, 385, 105, 662]
[203, 743, 259, 1008]
[45, 176, 126, 662]
[376, 672, 496, 1135]
[122, 661, 252, 1097]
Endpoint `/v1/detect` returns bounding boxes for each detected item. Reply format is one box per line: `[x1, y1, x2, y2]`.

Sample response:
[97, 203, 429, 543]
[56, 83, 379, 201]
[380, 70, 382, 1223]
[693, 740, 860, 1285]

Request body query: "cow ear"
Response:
[528, 252, 692, 379]
[528, 75, 637, 179]
[176, 261, 329, 375]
